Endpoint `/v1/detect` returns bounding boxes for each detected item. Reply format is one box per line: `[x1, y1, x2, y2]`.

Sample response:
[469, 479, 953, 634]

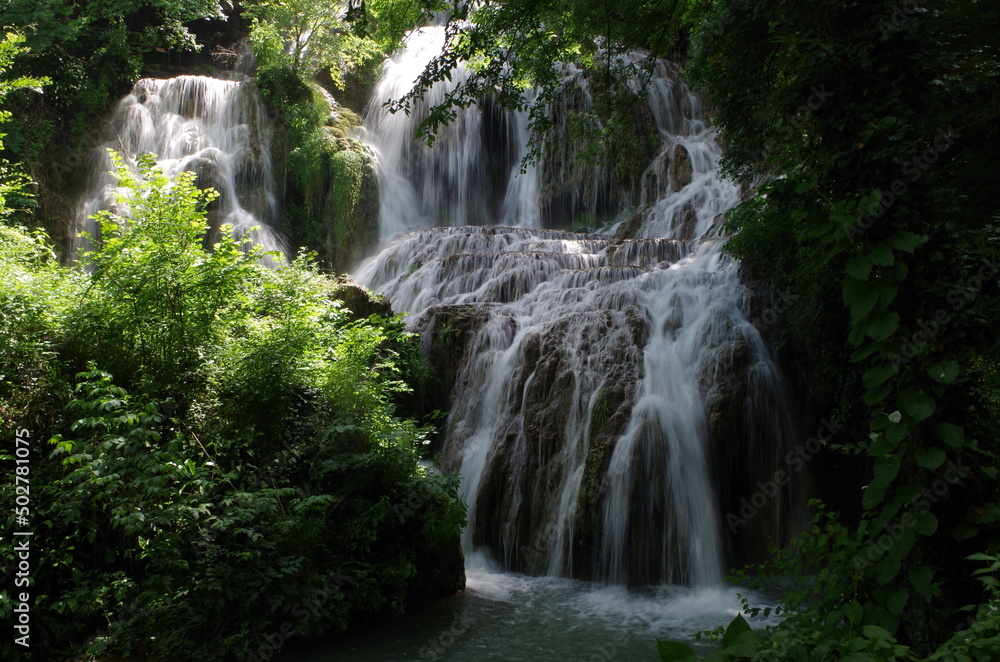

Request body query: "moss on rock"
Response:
[270, 80, 380, 271]
[326, 142, 379, 270]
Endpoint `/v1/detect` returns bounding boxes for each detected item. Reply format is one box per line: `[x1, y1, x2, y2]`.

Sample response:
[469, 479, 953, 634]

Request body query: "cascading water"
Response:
[74, 74, 284, 256]
[363, 26, 540, 239]
[357, 33, 804, 588]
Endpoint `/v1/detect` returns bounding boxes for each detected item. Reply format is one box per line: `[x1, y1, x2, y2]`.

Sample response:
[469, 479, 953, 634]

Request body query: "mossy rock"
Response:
[330, 277, 392, 321]
[325, 143, 380, 271]
[326, 106, 363, 141]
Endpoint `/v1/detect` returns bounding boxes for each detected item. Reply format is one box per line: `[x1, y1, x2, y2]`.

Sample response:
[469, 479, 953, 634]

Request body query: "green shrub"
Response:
[0, 154, 464, 661]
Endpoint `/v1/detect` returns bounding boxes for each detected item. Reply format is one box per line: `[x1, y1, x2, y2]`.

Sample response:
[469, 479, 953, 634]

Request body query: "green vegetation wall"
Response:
[0, 1, 244, 250]
[0, 154, 465, 662]
[244, 0, 437, 272]
[257, 65, 380, 272]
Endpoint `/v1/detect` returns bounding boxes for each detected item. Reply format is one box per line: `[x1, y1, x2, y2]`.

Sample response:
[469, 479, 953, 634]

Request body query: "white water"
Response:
[362, 26, 540, 240]
[74, 75, 284, 257]
[357, 31, 800, 588]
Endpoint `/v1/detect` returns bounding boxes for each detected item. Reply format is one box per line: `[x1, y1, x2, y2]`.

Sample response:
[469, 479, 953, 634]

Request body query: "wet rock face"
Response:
[325, 143, 380, 271]
[429, 303, 646, 576]
[357, 223, 801, 584]
[701, 335, 809, 569]
[419, 304, 495, 426]
[670, 143, 693, 191]
[673, 203, 698, 241]
[353, 44, 809, 583]
[538, 74, 661, 229]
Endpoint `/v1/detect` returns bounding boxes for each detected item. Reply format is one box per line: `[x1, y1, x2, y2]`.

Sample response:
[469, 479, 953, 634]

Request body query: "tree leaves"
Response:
[656, 641, 699, 662]
[865, 312, 900, 342]
[927, 361, 959, 384]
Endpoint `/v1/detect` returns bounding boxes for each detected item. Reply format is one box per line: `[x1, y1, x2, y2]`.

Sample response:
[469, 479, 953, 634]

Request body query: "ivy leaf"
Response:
[865, 312, 900, 341]
[900, 390, 935, 422]
[868, 243, 895, 266]
[874, 556, 901, 585]
[870, 433, 896, 455]
[795, 179, 817, 194]
[887, 587, 909, 615]
[863, 624, 895, 641]
[874, 280, 900, 308]
[864, 381, 894, 406]
[888, 527, 916, 561]
[862, 363, 896, 388]
[721, 631, 760, 657]
[721, 614, 755, 648]
[935, 422, 965, 448]
[927, 361, 959, 384]
[846, 257, 872, 280]
[656, 640, 698, 662]
[844, 277, 879, 323]
[885, 420, 911, 445]
[965, 553, 996, 563]
[953, 522, 979, 540]
[886, 231, 925, 253]
[914, 447, 946, 470]
[892, 260, 909, 282]
[908, 566, 935, 599]
[850, 342, 881, 363]
[863, 454, 901, 509]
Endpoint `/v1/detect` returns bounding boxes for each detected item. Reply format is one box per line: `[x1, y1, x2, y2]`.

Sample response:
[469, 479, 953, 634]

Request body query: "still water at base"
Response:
[285, 556, 778, 661]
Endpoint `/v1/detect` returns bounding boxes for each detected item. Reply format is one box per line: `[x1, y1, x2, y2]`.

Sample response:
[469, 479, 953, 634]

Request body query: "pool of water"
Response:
[284, 558, 779, 661]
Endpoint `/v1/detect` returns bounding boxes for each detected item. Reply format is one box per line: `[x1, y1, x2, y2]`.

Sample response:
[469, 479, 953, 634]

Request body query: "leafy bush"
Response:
[0, 154, 465, 661]
[658, 506, 1000, 661]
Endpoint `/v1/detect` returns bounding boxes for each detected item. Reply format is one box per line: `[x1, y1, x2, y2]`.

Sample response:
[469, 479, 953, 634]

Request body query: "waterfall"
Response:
[363, 26, 540, 240]
[74, 75, 284, 257]
[356, 34, 802, 587]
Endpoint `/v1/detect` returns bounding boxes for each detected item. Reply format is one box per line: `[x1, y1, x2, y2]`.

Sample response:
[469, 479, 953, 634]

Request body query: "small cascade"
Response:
[74, 75, 284, 256]
[356, 34, 804, 586]
[363, 26, 540, 239]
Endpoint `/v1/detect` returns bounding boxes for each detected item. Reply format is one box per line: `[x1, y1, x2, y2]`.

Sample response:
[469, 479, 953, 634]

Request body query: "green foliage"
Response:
[65, 151, 261, 396]
[659, 508, 1000, 661]
[0, 32, 48, 221]
[249, 8, 380, 272]
[0, 1, 227, 242]
[0, 158, 465, 660]
[245, 0, 384, 84]
[0, 224, 77, 435]
[677, 0, 1000, 657]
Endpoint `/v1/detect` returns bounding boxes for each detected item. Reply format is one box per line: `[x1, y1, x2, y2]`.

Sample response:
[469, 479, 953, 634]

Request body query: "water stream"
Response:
[355, 26, 801, 590]
[74, 27, 804, 659]
[319, 26, 804, 658]
[74, 74, 285, 257]
[283, 561, 780, 661]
